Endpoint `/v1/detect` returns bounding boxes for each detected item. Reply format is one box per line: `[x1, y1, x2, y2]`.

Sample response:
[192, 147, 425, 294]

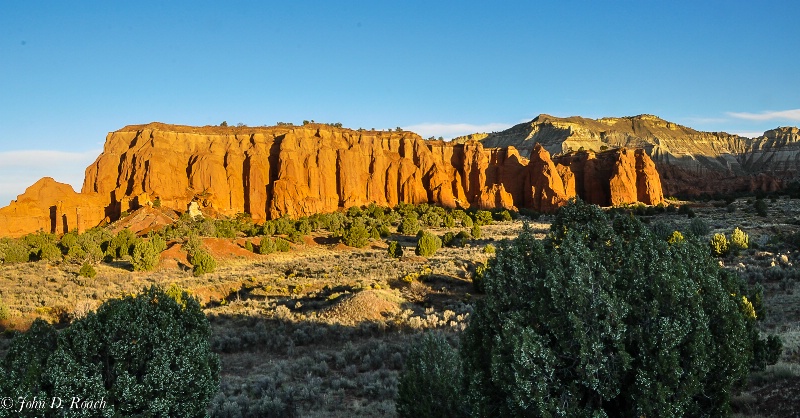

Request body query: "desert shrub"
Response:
[0, 286, 219, 417]
[38, 243, 62, 262]
[471, 224, 482, 239]
[165, 283, 190, 309]
[286, 229, 303, 244]
[667, 230, 685, 244]
[244, 240, 254, 252]
[483, 244, 495, 254]
[753, 199, 768, 216]
[66, 242, 88, 261]
[419, 212, 442, 228]
[687, 217, 711, 237]
[0, 319, 57, 412]
[710, 233, 730, 257]
[730, 227, 749, 252]
[59, 232, 79, 252]
[21, 232, 58, 257]
[318, 212, 347, 236]
[62, 231, 105, 263]
[398, 213, 420, 235]
[183, 233, 203, 257]
[132, 239, 160, 271]
[415, 232, 442, 257]
[461, 200, 767, 417]
[107, 228, 137, 259]
[518, 207, 540, 219]
[452, 210, 473, 227]
[472, 263, 487, 293]
[258, 237, 276, 255]
[444, 214, 455, 228]
[194, 218, 217, 237]
[753, 335, 783, 370]
[343, 221, 370, 248]
[396, 332, 465, 418]
[261, 220, 277, 237]
[234, 213, 258, 236]
[472, 210, 493, 226]
[161, 213, 194, 240]
[347, 206, 363, 218]
[412, 203, 432, 217]
[394, 202, 415, 217]
[149, 234, 167, 253]
[214, 219, 239, 239]
[365, 203, 386, 220]
[80, 228, 112, 260]
[1, 240, 29, 264]
[455, 230, 471, 245]
[294, 218, 312, 235]
[493, 210, 512, 222]
[78, 262, 97, 278]
[387, 241, 403, 258]
[441, 231, 455, 247]
[274, 238, 291, 252]
[190, 250, 216, 276]
[369, 227, 381, 240]
[383, 210, 401, 227]
[0, 297, 9, 320]
[446, 230, 470, 248]
[273, 216, 295, 236]
[678, 203, 696, 218]
[649, 220, 672, 240]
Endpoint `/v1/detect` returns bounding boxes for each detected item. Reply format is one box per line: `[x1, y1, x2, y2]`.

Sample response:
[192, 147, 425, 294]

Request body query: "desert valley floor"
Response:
[1, 197, 799, 417]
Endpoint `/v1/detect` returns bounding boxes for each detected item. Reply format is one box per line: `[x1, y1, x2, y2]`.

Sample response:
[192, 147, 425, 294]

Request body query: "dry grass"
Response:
[1, 200, 799, 417]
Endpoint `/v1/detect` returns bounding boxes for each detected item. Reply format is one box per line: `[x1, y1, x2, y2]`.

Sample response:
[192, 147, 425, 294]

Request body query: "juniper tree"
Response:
[0, 286, 219, 418]
[460, 200, 773, 417]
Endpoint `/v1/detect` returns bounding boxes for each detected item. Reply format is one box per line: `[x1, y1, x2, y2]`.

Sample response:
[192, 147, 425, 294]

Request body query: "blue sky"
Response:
[1, 1, 799, 205]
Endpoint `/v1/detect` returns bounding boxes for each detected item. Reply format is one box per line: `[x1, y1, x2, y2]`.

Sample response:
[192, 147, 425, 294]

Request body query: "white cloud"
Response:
[0, 149, 100, 207]
[401, 122, 513, 140]
[727, 109, 800, 121]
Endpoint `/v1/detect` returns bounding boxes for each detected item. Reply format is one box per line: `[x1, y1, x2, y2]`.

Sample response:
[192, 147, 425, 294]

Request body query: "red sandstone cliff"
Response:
[0, 123, 664, 237]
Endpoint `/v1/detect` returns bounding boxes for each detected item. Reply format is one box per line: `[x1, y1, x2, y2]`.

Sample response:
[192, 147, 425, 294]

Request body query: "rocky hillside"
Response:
[0, 123, 663, 237]
[454, 114, 799, 196]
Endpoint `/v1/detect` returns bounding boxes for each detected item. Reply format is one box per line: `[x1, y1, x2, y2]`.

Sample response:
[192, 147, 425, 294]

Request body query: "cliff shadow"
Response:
[49, 206, 57, 233]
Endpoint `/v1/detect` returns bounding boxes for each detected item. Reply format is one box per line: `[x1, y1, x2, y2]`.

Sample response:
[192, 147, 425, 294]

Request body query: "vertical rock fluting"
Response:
[526, 144, 571, 212]
[552, 148, 664, 207]
[80, 127, 662, 216]
[1, 123, 665, 237]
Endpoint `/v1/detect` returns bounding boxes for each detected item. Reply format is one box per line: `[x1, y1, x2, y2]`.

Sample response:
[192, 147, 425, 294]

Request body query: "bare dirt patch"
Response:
[321, 289, 404, 325]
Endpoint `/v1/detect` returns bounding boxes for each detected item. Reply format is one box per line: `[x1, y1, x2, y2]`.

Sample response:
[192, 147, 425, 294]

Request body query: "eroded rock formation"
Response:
[1, 123, 664, 237]
[455, 114, 799, 196]
[0, 177, 107, 237]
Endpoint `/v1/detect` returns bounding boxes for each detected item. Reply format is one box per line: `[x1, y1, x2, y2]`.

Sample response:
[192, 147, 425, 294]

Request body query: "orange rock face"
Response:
[1, 123, 665, 237]
[526, 144, 570, 212]
[0, 177, 107, 238]
[552, 148, 664, 207]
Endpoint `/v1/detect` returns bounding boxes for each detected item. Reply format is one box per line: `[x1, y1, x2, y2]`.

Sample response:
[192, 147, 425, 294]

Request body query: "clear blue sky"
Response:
[1, 1, 799, 205]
